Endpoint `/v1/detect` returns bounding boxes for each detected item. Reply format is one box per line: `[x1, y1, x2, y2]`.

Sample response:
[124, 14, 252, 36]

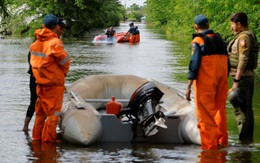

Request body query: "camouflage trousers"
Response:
[230, 75, 254, 140]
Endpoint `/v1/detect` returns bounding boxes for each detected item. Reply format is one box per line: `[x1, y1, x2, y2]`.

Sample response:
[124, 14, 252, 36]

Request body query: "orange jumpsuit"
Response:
[30, 28, 70, 142]
[188, 30, 229, 150]
[129, 34, 140, 43]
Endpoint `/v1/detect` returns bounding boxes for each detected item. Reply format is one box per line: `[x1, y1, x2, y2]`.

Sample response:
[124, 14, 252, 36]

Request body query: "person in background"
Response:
[135, 26, 140, 35]
[185, 14, 229, 150]
[22, 17, 69, 133]
[227, 12, 259, 142]
[22, 49, 37, 132]
[105, 26, 116, 41]
[125, 22, 140, 43]
[125, 22, 137, 36]
[30, 14, 70, 142]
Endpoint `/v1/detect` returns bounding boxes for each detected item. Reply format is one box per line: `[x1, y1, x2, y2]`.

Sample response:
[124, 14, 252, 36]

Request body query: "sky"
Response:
[120, 0, 146, 7]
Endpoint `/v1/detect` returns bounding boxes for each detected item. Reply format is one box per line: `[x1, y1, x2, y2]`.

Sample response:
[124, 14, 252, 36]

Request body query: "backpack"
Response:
[132, 26, 137, 35]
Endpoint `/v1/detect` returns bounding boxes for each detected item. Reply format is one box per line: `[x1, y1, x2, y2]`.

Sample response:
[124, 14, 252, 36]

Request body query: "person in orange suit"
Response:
[185, 14, 229, 150]
[30, 14, 70, 142]
[125, 22, 140, 43]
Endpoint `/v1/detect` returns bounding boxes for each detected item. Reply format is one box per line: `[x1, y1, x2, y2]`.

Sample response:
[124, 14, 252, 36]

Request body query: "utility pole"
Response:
[122, 0, 130, 22]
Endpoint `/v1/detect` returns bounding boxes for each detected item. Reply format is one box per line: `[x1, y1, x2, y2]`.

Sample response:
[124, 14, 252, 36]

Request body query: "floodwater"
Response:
[0, 22, 260, 163]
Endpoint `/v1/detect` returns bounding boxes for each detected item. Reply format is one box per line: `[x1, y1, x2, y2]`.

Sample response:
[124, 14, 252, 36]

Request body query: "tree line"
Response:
[145, 0, 260, 42]
[0, 0, 125, 37]
[1, 0, 259, 40]
[0, 0, 146, 37]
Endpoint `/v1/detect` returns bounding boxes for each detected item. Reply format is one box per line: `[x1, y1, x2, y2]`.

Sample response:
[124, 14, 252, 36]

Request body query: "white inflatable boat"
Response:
[60, 74, 201, 145]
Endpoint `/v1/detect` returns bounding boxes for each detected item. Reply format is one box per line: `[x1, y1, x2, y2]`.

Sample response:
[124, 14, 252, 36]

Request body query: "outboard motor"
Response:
[117, 81, 167, 136]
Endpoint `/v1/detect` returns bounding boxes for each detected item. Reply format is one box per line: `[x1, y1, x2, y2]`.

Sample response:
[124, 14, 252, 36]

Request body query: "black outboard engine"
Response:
[117, 81, 167, 136]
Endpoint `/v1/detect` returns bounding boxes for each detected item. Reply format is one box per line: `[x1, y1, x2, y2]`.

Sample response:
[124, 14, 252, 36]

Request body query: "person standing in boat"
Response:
[227, 12, 259, 142]
[105, 26, 116, 41]
[185, 14, 229, 150]
[30, 14, 70, 143]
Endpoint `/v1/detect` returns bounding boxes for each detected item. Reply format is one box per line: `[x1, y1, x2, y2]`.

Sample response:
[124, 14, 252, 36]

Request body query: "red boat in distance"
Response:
[93, 32, 140, 43]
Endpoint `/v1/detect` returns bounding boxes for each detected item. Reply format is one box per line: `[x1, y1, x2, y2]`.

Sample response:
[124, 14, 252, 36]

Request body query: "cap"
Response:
[43, 14, 59, 29]
[194, 14, 209, 26]
[58, 19, 69, 29]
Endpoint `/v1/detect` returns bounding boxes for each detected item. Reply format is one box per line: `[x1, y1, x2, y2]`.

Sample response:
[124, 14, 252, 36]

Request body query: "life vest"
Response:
[193, 32, 228, 56]
[130, 26, 138, 35]
[193, 32, 230, 76]
[105, 29, 115, 37]
[227, 31, 259, 70]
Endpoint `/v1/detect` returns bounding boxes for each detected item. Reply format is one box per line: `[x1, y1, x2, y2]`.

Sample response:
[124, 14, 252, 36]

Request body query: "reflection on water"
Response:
[30, 141, 60, 163]
[0, 23, 260, 162]
[198, 150, 227, 163]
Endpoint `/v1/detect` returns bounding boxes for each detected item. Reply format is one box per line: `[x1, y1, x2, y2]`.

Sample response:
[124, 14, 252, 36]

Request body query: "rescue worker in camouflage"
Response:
[185, 14, 229, 150]
[30, 14, 70, 142]
[227, 12, 259, 141]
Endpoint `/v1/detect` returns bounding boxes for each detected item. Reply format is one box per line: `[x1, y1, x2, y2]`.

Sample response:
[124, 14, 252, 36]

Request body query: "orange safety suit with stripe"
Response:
[30, 28, 70, 142]
[187, 30, 229, 150]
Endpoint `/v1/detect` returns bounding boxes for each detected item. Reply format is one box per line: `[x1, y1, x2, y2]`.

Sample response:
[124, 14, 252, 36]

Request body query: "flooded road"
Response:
[0, 22, 260, 162]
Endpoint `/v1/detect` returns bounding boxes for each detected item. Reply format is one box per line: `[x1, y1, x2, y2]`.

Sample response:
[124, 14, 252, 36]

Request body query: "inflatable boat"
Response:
[116, 32, 140, 43]
[93, 34, 107, 42]
[93, 32, 140, 43]
[60, 75, 201, 145]
[93, 34, 117, 43]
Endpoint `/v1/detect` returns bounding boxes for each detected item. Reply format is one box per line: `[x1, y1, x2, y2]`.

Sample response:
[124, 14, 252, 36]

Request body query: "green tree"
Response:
[4, 0, 124, 37]
[0, 0, 12, 35]
[146, 0, 260, 41]
[0, 0, 9, 19]
[146, 0, 172, 26]
[127, 3, 145, 21]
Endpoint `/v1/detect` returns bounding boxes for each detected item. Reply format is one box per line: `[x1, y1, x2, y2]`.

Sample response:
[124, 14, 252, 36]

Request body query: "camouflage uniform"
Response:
[227, 30, 259, 140]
